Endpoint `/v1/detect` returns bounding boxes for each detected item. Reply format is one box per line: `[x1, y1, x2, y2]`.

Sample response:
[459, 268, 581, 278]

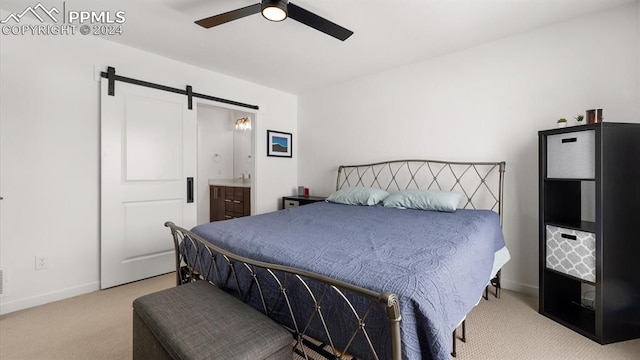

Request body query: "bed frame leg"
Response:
[451, 330, 457, 358]
[461, 319, 466, 343]
[451, 318, 467, 357]
[491, 270, 502, 299]
[486, 269, 503, 300]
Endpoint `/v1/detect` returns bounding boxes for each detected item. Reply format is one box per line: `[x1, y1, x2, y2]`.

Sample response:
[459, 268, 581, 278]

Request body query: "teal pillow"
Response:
[382, 189, 463, 212]
[326, 187, 389, 206]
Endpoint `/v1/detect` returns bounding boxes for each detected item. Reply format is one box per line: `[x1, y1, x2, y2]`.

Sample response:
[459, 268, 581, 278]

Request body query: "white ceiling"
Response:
[1, 0, 636, 94]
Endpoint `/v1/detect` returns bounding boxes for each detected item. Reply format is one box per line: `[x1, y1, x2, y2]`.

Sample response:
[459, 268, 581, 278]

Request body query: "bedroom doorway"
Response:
[100, 79, 197, 289]
[196, 103, 255, 225]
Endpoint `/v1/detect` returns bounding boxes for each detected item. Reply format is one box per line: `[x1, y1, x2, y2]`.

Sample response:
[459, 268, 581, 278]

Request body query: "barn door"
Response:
[100, 78, 196, 289]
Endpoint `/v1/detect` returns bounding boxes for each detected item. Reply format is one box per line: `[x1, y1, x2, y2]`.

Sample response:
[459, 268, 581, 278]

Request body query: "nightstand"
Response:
[282, 195, 327, 209]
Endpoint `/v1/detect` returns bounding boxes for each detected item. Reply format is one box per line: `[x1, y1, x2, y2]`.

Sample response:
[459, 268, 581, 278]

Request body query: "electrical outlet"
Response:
[35, 255, 49, 271]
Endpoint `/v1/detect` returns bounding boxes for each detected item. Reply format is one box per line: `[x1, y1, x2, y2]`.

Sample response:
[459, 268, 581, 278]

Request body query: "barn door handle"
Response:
[186, 177, 194, 203]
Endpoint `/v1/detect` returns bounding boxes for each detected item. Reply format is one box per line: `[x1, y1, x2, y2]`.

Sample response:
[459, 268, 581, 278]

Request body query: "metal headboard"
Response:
[337, 159, 506, 226]
[165, 222, 402, 360]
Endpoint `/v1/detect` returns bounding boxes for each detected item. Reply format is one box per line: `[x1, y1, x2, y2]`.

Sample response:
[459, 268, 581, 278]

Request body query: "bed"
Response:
[166, 159, 509, 360]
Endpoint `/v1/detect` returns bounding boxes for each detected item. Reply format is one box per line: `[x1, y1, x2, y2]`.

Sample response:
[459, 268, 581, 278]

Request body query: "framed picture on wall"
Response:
[267, 130, 292, 158]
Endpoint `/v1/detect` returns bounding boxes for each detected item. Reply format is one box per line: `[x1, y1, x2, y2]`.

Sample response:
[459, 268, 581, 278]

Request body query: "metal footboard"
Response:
[165, 221, 402, 360]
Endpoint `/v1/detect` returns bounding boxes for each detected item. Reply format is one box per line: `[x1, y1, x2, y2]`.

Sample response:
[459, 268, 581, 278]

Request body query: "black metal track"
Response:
[100, 67, 259, 110]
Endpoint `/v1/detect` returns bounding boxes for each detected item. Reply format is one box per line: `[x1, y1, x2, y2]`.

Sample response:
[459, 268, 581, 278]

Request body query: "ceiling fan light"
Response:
[261, 0, 287, 22]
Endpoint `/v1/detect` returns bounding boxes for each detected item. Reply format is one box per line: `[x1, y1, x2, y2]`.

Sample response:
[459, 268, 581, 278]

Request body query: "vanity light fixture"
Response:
[261, 0, 287, 22]
[235, 117, 252, 131]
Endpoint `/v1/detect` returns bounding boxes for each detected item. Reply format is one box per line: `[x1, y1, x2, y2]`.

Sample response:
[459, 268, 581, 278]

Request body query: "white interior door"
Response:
[100, 79, 196, 289]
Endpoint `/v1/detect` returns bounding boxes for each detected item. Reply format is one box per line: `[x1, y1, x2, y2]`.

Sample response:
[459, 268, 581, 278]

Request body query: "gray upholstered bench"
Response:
[132, 280, 293, 360]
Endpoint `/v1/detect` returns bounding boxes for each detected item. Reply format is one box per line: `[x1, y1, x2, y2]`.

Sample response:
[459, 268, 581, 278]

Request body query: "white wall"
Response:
[298, 3, 640, 295]
[0, 25, 297, 313]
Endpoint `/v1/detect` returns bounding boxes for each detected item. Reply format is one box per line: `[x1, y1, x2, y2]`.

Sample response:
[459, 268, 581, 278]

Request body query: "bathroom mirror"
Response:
[233, 121, 253, 180]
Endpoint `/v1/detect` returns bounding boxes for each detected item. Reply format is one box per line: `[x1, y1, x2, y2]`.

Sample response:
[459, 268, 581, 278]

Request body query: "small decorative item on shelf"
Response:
[557, 118, 568, 128]
[586, 109, 603, 124]
[574, 114, 584, 125]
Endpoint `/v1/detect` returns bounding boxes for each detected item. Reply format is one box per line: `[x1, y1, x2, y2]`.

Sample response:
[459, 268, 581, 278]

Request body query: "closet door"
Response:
[100, 79, 196, 289]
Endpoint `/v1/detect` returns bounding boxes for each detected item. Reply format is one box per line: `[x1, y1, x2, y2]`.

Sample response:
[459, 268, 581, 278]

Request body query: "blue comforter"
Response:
[191, 202, 505, 360]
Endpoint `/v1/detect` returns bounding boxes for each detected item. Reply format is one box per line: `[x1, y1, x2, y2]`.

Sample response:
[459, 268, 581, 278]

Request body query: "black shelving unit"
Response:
[539, 122, 640, 344]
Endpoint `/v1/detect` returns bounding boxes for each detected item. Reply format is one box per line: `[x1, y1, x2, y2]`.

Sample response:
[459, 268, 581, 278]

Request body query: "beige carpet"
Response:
[0, 273, 176, 360]
[457, 291, 640, 360]
[1, 275, 638, 359]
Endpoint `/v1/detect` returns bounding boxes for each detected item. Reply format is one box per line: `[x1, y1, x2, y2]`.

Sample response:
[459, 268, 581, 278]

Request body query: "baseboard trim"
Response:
[0, 281, 100, 315]
[502, 279, 538, 297]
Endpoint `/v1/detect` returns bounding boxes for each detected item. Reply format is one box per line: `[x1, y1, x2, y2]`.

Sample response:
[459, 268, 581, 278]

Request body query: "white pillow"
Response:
[382, 189, 463, 212]
[326, 187, 389, 206]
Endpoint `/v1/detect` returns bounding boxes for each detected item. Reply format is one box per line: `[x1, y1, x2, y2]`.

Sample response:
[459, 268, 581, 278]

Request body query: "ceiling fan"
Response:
[195, 0, 354, 41]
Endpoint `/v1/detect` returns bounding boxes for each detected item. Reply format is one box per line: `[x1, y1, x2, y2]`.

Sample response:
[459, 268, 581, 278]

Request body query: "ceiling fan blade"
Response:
[195, 3, 261, 28]
[288, 3, 354, 41]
